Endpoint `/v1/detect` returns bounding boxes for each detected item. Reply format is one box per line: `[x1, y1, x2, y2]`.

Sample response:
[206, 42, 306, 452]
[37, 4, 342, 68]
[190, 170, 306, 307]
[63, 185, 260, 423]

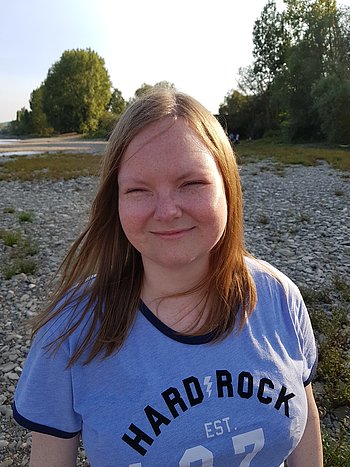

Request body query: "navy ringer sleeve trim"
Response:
[12, 402, 80, 439]
[303, 351, 318, 387]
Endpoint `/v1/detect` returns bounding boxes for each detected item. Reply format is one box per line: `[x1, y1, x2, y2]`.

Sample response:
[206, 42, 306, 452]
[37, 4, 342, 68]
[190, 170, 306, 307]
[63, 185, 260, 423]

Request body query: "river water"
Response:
[0, 140, 43, 157]
[0, 139, 21, 144]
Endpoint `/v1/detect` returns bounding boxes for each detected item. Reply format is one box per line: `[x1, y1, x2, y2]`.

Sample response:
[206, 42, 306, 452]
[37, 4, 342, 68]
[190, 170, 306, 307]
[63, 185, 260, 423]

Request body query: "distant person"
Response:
[235, 132, 240, 144]
[13, 89, 323, 466]
[228, 132, 234, 144]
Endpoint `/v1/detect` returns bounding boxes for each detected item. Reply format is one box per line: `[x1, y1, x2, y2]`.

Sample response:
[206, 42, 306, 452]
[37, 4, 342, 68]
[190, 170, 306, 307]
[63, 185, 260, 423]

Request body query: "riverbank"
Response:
[0, 134, 106, 157]
[0, 160, 349, 465]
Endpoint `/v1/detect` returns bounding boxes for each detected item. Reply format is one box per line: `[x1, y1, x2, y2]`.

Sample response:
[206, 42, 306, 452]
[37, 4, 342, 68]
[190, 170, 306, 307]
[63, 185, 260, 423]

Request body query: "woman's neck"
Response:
[141, 262, 211, 333]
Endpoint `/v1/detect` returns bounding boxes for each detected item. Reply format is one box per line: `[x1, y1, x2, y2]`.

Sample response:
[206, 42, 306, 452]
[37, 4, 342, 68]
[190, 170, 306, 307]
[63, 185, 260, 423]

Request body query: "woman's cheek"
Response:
[119, 199, 153, 225]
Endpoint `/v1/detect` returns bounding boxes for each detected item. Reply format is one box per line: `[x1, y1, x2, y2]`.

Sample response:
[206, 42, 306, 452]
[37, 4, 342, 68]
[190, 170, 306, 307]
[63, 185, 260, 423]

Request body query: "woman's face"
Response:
[118, 117, 227, 275]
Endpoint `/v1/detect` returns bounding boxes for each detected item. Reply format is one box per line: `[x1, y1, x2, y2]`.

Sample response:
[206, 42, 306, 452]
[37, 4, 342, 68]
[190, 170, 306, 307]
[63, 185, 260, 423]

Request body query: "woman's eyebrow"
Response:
[118, 176, 146, 185]
[174, 169, 211, 182]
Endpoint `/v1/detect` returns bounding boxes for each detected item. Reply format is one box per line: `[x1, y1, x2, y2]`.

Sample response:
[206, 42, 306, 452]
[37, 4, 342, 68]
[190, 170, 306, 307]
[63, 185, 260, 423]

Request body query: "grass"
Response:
[0, 153, 101, 181]
[0, 229, 22, 246]
[236, 139, 350, 171]
[3, 207, 35, 223]
[0, 229, 38, 279]
[3, 207, 16, 213]
[322, 429, 350, 467]
[2, 257, 37, 279]
[0, 138, 348, 183]
[300, 276, 350, 466]
[17, 210, 34, 222]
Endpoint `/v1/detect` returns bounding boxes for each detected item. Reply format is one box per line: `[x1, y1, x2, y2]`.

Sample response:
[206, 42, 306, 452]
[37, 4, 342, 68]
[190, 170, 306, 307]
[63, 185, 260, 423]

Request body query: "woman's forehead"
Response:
[118, 118, 219, 181]
[125, 117, 206, 157]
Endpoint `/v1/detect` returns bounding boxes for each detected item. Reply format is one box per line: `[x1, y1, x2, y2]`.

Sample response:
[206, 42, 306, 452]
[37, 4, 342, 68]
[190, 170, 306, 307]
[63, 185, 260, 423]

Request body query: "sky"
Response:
[1, 0, 349, 123]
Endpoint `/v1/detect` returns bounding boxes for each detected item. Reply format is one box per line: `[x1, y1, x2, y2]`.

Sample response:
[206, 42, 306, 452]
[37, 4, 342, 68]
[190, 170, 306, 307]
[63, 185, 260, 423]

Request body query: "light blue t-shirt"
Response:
[13, 259, 317, 466]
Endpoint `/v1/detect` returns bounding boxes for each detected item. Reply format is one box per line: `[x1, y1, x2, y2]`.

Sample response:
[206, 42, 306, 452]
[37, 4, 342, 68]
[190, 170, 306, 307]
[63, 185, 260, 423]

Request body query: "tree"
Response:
[312, 72, 350, 143]
[237, 0, 290, 135]
[109, 88, 126, 116]
[10, 107, 31, 135]
[134, 83, 154, 99]
[281, 0, 342, 140]
[130, 81, 176, 104]
[43, 48, 112, 133]
[219, 90, 254, 138]
[283, 0, 311, 43]
[28, 86, 53, 136]
[243, 0, 350, 141]
[154, 80, 176, 90]
[252, 0, 290, 91]
[237, 65, 265, 96]
[281, 40, 323, 140]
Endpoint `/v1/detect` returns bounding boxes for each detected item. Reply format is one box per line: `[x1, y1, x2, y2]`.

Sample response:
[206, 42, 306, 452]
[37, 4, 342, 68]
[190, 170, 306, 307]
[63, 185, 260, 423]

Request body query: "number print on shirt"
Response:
[179, 445, 214, 467]
[129, 428, 265, 467]
[231, 428, 264, 467]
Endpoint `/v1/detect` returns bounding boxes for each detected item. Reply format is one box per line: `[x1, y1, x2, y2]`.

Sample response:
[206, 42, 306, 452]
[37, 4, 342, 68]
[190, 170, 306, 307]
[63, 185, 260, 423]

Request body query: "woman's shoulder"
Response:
[35, 278, 96, 346]
[244, 255, 302, 303]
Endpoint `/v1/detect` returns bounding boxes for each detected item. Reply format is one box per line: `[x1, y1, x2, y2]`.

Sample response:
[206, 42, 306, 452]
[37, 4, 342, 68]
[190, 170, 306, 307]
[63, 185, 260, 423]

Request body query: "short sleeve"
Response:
[13, 320, 82, 438]
[295, 297, 318, 386]
[252, 258, 318, 387]
[282, 276, 318, 386]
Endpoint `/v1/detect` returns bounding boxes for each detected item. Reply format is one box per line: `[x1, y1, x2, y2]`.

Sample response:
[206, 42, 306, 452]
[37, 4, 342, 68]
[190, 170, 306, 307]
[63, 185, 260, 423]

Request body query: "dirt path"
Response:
[0, 134, 107, 156]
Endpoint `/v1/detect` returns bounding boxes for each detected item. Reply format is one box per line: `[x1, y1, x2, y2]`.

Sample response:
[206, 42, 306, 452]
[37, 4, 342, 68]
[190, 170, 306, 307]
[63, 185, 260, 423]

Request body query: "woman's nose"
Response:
[153, 192, 181, 220]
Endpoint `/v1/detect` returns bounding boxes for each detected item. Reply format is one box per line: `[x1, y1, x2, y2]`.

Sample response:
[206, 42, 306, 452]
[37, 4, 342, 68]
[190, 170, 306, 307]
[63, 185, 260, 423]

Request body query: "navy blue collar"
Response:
[139, 300, 216, 345]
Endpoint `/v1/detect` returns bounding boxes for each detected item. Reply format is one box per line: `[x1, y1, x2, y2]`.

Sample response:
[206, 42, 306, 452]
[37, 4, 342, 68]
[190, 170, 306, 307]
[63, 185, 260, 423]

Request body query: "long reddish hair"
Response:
[33, 88, 256, 365]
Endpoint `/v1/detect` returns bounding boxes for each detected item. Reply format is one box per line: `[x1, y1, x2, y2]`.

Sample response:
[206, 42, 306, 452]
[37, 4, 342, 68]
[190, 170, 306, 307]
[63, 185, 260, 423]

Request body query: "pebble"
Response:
[0, 161, 349, 465]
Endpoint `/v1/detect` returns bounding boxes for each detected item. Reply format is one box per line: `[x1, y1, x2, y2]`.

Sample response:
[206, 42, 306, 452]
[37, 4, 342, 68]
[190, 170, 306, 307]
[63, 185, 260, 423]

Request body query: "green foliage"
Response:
[322, 428, 350, 467]
[302, 277, 350, 409]
[219, 91, 253, 138]
[0, 229, 38, 279]
[312, 73, 350, 143]
[134, 83, 154, 99]
[130, 81, 176, 104]
[238, 65, 264, 96]
[301, 276, 350, 466]
[252, 0, 289, 91]
[10, 87, 54, 137]
[281, 41, 323, 141]
[28, 86, 54, 136]
[91, 111, 119, 139]
[17, 211, 34, 222]
[10, 107, 31, 135]
[231, 0, 350, 143]
[236, 138, 350, 171]
[0, 153, 101, 181]
[2, 258, 37, 280]
[0, 229, 22, 246]
[3, 207, 16, 214]
[109, 88, 126, 116]
[43, 48, 112, 133]
[89, 87, 126, 138]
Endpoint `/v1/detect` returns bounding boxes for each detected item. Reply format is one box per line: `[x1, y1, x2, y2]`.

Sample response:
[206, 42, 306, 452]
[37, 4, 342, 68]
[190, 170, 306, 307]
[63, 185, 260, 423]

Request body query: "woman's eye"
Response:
[182, 180, 207, 187]
[125, 188, 146, 194]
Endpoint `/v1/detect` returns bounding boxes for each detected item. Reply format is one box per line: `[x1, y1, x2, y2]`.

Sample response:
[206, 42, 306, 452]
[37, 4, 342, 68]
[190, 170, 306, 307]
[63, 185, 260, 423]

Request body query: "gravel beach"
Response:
[0, 159, 349, 465]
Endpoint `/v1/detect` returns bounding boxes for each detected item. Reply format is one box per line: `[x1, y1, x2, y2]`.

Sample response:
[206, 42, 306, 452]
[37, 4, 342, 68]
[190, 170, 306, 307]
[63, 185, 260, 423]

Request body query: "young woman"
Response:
[13, 89, 323, 466]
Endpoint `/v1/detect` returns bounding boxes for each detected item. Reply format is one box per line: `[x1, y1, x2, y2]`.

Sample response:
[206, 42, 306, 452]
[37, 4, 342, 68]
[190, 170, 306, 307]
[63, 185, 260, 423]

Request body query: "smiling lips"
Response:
[151, 227, 195, 239]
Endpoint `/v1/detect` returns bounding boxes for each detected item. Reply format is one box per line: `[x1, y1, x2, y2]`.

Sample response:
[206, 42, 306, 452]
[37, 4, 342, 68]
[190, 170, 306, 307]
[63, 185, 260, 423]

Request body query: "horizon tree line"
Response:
[219, 0, 350, 144]
[6, 0, 350, 144]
